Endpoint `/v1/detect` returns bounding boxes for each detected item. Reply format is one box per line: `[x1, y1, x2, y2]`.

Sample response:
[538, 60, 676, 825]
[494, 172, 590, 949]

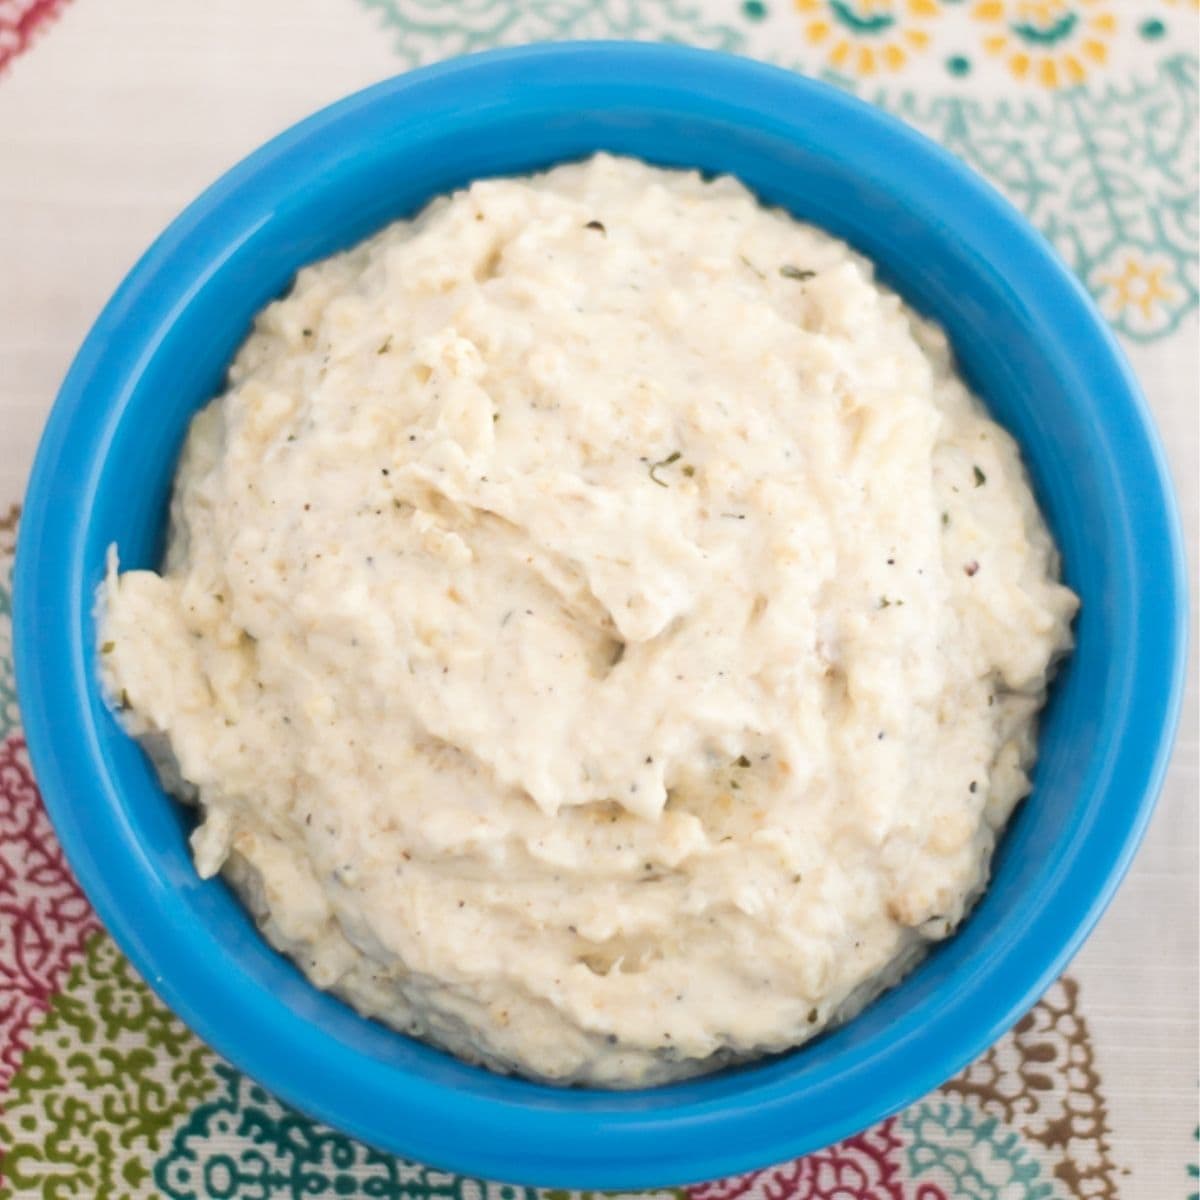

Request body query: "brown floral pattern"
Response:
[0, 507, 16, 559]
[943, 978, 1118, 1199]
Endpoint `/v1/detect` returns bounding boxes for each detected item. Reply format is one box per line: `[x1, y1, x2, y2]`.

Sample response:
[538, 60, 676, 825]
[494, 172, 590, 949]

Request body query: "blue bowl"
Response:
[14, 42, 1187, 1187]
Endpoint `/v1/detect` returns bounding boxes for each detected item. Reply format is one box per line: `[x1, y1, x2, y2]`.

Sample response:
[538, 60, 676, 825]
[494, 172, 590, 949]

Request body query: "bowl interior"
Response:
[17, 44, 1184, 1187]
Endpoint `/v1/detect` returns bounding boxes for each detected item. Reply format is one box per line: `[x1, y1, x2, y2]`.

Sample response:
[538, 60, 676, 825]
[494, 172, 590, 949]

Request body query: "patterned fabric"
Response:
[0, 676, 1125, 1200]
[0, 0, 71, 75]
[358, 0, 1199, 342]
[0, 3, 1196, 1197]
[0, 530, 1144, 1198]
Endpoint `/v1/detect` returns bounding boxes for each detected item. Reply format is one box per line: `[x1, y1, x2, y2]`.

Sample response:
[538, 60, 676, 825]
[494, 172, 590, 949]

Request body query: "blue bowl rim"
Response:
[13, 40, 1189, 1188]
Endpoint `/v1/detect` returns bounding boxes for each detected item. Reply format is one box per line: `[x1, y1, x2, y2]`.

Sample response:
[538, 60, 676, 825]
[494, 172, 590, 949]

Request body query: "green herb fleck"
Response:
[740, 254, 765, 279]
[377, 335, 393, 355]
[682, 464, 696, 478]
[101, 641, 115, 654]
[973, 465, 987, 487]
[119, 688, 130, 709]
[780, 265, 816, 281]
[879, 596, 892, 609]
[648, 451, 682, 487]
[492, 412, 501, 423]
[734, 754, 751, 768]
[941, 511, 950, 527]
[301, 328, 313, 337]
[584, 220, 607, 235]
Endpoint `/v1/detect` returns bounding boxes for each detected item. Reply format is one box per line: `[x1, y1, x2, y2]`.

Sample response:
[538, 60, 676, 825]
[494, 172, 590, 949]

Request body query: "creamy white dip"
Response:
[100, 154, 1077, 1086]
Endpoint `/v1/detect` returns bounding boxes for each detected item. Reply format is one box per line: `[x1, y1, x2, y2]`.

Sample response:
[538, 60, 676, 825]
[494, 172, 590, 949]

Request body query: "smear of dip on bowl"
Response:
[98, 154, 1077, 1087]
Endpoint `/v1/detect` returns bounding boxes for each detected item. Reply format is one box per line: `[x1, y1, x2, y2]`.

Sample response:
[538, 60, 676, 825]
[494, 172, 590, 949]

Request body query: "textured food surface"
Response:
[100, 154, 1077, 1086]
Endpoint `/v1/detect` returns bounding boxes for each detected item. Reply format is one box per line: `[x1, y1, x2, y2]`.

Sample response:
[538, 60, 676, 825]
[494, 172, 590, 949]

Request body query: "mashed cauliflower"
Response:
[99, 155, 1077, 1086]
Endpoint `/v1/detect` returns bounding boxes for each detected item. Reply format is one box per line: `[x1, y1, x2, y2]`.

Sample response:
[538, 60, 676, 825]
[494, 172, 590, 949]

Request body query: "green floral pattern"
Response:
[0, 919, 691, 1200]
[0, 934, 217, 1200]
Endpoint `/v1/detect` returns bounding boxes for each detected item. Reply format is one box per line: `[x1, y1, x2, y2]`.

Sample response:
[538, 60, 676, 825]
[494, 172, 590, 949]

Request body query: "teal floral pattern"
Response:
[901, 1098, 1066, 1200]
[1189, 1123, 1198, 1200]
[156, 1061, 690, 1200]
[156, 1064, 478, 1200]
[353, 2, 1199, 341]
[881, 54, 1199, 339]
[359, 0, 744, 65]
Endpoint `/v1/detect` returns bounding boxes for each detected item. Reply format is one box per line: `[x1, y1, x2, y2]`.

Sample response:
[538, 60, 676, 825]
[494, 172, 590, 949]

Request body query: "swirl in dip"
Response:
[100, 155, 1077, 1087]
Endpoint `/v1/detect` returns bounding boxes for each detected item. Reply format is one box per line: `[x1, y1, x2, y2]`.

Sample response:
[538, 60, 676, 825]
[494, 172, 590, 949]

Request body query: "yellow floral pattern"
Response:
[773, 0, 1197, 86]
[1092, 249, 1188, 337]
[794, 0, 940, 75]
[973, 0, 1116, 86]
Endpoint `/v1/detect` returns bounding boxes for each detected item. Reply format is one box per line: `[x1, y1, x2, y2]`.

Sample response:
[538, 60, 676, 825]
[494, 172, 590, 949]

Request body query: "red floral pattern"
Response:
[0, 735, 100, 1087]
[689, 1120, 948, 1200]
[0, 0, 73, 75]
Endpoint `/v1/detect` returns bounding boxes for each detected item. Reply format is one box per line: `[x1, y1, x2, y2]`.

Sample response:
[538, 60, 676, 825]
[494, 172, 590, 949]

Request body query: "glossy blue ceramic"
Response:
[13, 42, 1187, 1187]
